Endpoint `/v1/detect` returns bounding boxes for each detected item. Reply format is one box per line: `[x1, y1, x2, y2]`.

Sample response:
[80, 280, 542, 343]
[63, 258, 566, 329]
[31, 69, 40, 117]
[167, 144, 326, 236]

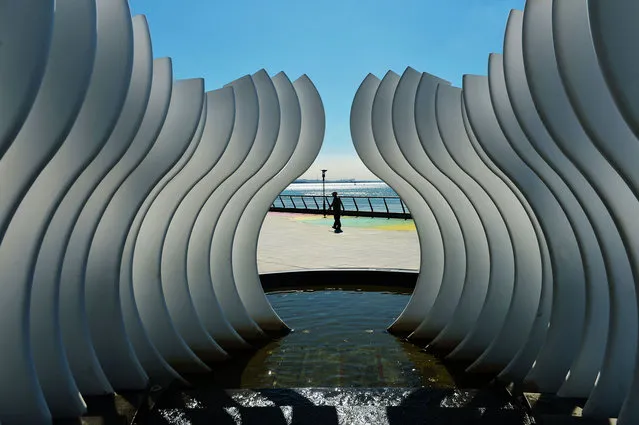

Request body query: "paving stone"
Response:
[258, 213, 420, 273]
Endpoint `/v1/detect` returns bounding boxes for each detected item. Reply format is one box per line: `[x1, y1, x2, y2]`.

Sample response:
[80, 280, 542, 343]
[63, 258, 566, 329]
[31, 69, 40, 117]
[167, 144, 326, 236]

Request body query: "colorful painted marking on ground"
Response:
[272, 212, 416, 231]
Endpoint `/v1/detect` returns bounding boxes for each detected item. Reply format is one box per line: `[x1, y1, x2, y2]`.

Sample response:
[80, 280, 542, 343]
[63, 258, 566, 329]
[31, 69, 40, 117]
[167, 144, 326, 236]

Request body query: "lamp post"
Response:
[321, 169, 327, 217]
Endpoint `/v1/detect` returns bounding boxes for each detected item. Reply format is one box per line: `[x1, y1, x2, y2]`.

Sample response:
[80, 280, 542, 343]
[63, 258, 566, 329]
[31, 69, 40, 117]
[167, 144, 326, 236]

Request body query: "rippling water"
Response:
[234, 289, 455, 388]
[145, 288, 534, 425]
[152, 289, 534, 424]
[282, 182, 398, 198]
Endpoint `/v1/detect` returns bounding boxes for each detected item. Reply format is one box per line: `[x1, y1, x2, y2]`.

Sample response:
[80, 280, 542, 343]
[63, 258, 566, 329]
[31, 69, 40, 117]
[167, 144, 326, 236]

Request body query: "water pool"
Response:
[217, 289, 455, 389]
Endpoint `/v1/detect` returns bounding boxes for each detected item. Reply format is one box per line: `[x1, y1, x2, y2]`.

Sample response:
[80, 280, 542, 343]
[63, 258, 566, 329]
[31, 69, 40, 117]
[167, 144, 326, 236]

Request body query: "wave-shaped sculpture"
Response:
[351, 0, 639, 422]
[7, 0, 639, 422]
[130, 87, 230, 373]
[60, 58, 173, 397]
[0, 4, 325, 424]
[0, 0, 124, 422]
[122, 78, 210, 379]
[0, 0, 54, 156]
[565, 1, 639, 419]
[189, 70, 276, 344]
[84, 76, 205, 390]
[352, 74, 447, 338]
[157, 85, 238, 361]
[163, 75, 258, 351]
[31, 13, 152, 417]
[431, 81, 537, 369]
[233, 74, 325, 333]
[458, 89, 546, 378]
[380, 70, 485, 347]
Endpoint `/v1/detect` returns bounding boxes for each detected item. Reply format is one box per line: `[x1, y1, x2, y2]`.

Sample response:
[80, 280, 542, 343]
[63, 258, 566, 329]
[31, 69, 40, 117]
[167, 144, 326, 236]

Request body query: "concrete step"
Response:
[142, 386, 535, 424]
[149, 405, 532, 425]
[157, 386, 521, 409]
[523, 393, 617, 425]
[536, 414, 617, 425]
[53, 391, 149, 425]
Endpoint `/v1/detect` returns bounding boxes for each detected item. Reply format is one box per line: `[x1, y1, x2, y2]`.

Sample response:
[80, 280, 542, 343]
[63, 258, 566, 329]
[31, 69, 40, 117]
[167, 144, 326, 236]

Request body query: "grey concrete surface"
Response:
[257, 212, 419, 273]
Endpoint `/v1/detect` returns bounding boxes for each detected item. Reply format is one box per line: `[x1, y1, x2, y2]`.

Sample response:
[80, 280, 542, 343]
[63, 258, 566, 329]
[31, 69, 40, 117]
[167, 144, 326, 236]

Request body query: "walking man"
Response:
[330, 191, 343, 233]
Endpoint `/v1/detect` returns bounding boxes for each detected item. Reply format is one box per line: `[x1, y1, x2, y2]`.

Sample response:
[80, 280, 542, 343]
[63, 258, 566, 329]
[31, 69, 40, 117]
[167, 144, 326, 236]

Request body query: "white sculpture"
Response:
[130, 88, 231, 371]
[412, 73, 499, 356]
[162, 74, 258, 351]
[192, 70, 278, 343]
[84, 77, 205, 389]
[351, 73, 447, 337]
[233, 74, 325, 333]
[226, 73, 301, 334]
[463, 71, 553, 382]
[157, 86, 239, 361]
[0, 0, 129, 422]
[555, 0, 639, 417]
[0, 0, 54, 156]
[124, 84, 211, 378]
[384, 69, 486, 348]
[379, 72, 471, 340]
[350, 1, 639, 422]
[60, 58, 174, 396]
[31, 14, 153, 417]
[429, 82, 538, 371]
[0, 1, 328, 421]
[458, 93, 544, 377]
[3, 0, 639, 422]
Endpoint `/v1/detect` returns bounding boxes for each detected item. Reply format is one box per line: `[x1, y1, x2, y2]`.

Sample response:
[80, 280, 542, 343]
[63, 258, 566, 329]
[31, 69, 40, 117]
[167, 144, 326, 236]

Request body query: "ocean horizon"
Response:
[282, 180, 398, 198]
[277, 181, 406, 214]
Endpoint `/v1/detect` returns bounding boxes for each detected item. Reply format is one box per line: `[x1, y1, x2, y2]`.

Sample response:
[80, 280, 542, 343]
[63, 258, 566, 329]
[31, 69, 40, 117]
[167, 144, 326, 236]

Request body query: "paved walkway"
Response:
[257, 212, 420, 273]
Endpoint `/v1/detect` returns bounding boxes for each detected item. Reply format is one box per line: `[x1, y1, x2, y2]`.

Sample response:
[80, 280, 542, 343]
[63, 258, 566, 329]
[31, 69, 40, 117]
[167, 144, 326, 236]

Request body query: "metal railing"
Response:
[270, 195, 411, 219]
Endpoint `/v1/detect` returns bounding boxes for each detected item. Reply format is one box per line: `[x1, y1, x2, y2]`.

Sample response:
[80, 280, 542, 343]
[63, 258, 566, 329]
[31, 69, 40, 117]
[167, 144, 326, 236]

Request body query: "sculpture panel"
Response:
[349, 2, 639, 422]
[234, 74, 325, 333]
[60, 58, 173, 396]
[0, 0, 54, 156]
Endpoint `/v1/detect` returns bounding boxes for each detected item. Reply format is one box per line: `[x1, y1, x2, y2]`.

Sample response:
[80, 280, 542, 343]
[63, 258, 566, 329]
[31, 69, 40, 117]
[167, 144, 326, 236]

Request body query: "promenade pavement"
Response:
[257, 212, 420, 273]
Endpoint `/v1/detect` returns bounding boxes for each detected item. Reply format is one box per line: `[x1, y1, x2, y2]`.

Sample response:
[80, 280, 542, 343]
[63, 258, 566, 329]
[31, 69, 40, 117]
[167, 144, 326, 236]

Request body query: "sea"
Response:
[281, 181, 398, 198]
[277, 181, 407, 214]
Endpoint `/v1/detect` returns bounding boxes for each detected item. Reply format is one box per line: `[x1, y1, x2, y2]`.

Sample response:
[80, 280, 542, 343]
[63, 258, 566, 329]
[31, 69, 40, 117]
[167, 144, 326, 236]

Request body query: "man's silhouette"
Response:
[330, 191, 343, 233]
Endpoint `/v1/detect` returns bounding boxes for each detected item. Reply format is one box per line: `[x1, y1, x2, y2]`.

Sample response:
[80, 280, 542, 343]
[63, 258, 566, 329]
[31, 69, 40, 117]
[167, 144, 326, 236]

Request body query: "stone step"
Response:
[536, 414, 617, 425]
[149, 405, 532, 425]
[523, 393, 617, 424]
[143, 386, 537, 424]
[53, 391, 148, 425]
[142, 388, 618, 425]
[158, 386, 521, 410]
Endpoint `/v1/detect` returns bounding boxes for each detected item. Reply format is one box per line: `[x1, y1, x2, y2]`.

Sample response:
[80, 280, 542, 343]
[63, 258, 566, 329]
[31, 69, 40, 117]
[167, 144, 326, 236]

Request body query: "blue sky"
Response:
[130, 0, 526, 180]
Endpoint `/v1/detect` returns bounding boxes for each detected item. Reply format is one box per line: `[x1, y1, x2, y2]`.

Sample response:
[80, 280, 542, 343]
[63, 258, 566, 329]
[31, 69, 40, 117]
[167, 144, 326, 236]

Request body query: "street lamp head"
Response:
[321, 169, 327, 176]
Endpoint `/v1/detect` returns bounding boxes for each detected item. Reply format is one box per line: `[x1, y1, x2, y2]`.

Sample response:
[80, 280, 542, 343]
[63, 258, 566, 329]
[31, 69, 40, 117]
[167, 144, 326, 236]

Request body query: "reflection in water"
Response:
[150, 289, 534, 424]
[235, 289, 455, 388]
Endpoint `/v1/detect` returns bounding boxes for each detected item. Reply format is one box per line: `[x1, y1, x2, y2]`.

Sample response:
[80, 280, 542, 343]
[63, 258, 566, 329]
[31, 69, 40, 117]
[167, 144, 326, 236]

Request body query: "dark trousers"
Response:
[333, 215, 341, 230]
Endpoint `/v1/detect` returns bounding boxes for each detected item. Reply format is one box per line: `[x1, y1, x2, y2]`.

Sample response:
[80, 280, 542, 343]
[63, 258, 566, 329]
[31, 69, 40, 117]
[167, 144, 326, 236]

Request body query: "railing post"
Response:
[290, 195, 297, 209]
[368, 197, 373, 212]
